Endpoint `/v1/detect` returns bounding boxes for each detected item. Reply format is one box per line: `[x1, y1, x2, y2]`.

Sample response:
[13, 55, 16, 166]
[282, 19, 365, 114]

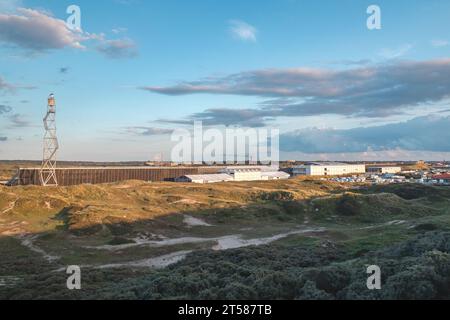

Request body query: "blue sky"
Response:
[1, 0, 450, 161]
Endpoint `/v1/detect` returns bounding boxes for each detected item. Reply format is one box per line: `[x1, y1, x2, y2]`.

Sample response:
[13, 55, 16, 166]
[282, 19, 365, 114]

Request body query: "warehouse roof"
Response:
[223, 166, 278, 172]
[230, 169, 262, 173]
[183, 174, 233, 182]
[432, 174, 450, 179]
[367, 165, 402, 168]
[303, 162, 357, 166]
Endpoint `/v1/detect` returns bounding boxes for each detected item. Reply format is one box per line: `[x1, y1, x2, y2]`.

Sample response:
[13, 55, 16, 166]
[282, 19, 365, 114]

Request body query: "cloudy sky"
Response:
[1, 0, 450, 161]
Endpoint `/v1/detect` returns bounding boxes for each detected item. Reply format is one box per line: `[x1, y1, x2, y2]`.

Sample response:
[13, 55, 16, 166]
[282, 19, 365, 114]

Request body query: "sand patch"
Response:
[183, 215, 212, 227]
[87, 227, 326, 252]
[173, 199, 202, 205]
[1, 198, 18, 214]
[96, 250, 192, 269]
[0, 276, 21, 287]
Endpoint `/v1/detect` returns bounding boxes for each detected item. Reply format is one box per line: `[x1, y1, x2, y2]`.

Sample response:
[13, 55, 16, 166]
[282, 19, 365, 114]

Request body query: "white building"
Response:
[220, 166, 279, 181]
[176, 166, 288, 183]
[223, 168, 263, 181]
[261, 171, 290, 180]
[293, 162, 366, 176]
[220, 165, 284, 181]
[175, 174, 233, 184]
[367, 166, 402, 174]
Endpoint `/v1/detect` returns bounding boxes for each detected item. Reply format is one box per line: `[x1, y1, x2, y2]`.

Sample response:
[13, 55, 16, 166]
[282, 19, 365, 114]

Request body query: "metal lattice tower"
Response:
[40, 94, 59, 186]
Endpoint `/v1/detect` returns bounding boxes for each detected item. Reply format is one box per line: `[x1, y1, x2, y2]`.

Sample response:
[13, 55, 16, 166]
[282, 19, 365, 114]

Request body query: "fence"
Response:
[12, 166, 223, 186]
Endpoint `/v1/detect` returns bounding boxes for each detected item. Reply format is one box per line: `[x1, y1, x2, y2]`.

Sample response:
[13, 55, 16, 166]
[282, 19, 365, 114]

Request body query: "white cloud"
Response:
[143, 58, 450, 124]
[379, 44, 413, 59]
[281, 149, 450, 162]
[112, 27, 128, 34]
[96, 38, 138, 59]
[431, 39, 449, 48]
[0, 0, 22, 13]
[281, 115, 450, 153]
[0, 7, 138, 59]
[0, 8, 91, 51]
[125, 126, 172, 136]
[229, 20, 257, 42]
[7, 113, 34, 128]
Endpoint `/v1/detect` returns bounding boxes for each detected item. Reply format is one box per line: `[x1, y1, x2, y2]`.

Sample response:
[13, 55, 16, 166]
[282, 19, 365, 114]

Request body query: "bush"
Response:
[336, 194, 362, 216]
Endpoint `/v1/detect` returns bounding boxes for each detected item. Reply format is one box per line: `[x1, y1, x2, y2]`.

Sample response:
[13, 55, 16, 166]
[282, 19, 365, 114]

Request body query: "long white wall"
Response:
[294, 164, 366, 176]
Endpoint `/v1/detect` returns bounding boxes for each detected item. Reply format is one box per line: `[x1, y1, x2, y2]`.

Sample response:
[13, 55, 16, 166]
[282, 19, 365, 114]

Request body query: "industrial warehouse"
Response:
[292, 162, 366, 176]
[175, 166, 290, 184]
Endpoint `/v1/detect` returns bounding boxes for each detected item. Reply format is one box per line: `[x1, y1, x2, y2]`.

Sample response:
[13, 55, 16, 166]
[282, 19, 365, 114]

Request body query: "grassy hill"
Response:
[0, 177, 449, 299]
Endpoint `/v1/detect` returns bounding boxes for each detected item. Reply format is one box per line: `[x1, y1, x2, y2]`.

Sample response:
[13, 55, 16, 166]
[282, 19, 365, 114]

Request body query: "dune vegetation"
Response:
[0, 177, 449, 299]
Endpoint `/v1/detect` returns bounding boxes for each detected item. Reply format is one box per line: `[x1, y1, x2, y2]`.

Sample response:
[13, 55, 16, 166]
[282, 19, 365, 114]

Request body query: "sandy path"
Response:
[211, 228, 325, 250]
[0, 276, 21, 287]
[1, 197, 18, 214]
[18, 234, 60, 263]
[357, 220, 406, 230]
[52, 250, 192, 272]
[57, 220, 410, 271]
[64, 228, 325, 271]
[183, 215, 213, 227]
[86, 227, 326, 252]
[96, 250, 192, 269]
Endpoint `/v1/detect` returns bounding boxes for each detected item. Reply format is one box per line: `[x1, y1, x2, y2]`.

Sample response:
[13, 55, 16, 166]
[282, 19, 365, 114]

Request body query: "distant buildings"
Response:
[261, 171, 291, 180]
[293, 162, 366, 176]
[221, 167, 263, 182]
[175, 174, 233, 184]
[175, 165, 289, 184]
[432, 174, 450, 185]
[190, 161, 449, 187]
[367, 166, 402, 174]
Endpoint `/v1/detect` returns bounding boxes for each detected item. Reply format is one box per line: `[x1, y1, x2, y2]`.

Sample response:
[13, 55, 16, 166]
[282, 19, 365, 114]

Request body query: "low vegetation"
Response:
[0, 174, 449, 300]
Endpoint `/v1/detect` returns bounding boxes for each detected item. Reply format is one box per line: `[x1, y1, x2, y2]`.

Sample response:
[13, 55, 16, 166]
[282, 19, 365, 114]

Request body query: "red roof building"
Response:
[432, 174, 450, 182]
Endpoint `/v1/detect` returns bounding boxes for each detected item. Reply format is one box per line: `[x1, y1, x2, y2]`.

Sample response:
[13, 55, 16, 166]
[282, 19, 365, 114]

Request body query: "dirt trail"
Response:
[212, 228, 326, 250]
[0, 276, 21, 287]
[54, 220, 411, 272]
[357, 220, 406, 230]
[18, 234, 60, 263]
[0, 220, 28, 236]
[97, 250, 192, 269]
[1, 197, 18, 214]
[183, 215, 213, 227]
[53, 250, 192, 272]
[81, 220, 411, 270]
[71, 228, 326, 271]
[87, 227, 326, 252]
